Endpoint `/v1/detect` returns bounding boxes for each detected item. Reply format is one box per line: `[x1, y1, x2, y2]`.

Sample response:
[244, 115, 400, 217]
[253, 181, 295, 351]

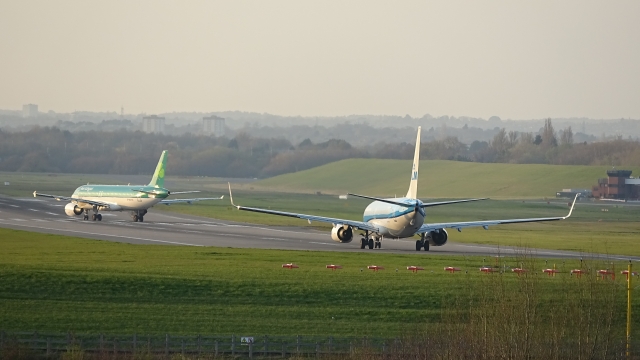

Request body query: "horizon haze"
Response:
[1, 1, 639, 120]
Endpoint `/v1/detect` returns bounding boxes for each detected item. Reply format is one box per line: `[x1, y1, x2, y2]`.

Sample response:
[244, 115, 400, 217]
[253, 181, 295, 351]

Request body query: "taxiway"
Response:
[0, 196, 636, 260]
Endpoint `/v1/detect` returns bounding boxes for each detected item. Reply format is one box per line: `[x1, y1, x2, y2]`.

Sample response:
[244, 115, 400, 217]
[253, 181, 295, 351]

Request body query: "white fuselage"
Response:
[363, 198, 425, 238]
[74, 196, 162, 211]
[70, 185, 168, 211]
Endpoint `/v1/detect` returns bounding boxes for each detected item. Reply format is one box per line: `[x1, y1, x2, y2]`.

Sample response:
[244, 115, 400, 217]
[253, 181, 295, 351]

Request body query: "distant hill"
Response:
[254, 159, 640, 198]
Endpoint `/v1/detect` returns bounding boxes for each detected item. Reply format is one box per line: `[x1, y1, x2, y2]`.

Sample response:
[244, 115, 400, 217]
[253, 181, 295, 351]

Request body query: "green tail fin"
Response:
[149, 150, 168, 188]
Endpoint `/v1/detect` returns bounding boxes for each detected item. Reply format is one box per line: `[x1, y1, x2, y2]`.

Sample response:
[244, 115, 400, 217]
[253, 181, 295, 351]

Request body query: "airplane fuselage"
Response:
[363, 197, 426, 238]
[71, 185, 169, 211]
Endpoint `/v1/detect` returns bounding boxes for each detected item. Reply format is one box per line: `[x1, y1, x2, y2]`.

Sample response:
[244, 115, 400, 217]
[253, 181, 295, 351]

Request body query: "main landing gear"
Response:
[416, 233, 429, 251]
[360, 232, 382, 250]
[83, 209, 102, 221]
[131, 209, 148, 222]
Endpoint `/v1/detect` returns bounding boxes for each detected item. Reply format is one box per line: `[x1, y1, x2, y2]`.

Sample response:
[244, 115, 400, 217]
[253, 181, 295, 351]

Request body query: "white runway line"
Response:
[155, 212, 324, 238]
[9, 205, 19, 208]
[45, 212, 59, 216]
[309, 242, 339, 246]
[0, 220, 203, 246]
[28, 209, 39, 212]
[12, 219, 25, 221]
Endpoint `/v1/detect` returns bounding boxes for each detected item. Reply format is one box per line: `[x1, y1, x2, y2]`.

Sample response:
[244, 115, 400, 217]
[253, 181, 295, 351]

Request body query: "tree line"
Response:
[0, 120, 638, 178]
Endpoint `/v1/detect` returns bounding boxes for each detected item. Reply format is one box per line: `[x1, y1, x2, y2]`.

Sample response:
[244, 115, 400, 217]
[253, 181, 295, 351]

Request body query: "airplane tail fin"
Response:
[405, 127, 421, 199]
[148, 150, 168, 188]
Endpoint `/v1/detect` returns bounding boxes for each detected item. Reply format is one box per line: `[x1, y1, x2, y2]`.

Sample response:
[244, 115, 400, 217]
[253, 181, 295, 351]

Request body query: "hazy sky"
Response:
[1, 1, 638, 119]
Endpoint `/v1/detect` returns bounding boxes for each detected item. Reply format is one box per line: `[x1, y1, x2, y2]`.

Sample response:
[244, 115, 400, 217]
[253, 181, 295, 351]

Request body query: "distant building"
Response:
[142, 115, 165, 134]
[202, 115, 225, 137]
[22, 104, 38, 118]
[592, 170, 640, 200]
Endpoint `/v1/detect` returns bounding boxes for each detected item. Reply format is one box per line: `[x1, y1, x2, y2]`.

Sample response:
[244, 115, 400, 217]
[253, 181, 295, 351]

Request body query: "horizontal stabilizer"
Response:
[159, 195, 223, 205]
[347, 193, 416, 208]
[421, 198, 488, 208]
[132, 189, 164, 195]
[170, 191, 201, 195]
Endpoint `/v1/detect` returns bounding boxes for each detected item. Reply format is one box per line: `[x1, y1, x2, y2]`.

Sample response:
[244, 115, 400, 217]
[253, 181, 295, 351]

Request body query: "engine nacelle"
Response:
[331, 224, 354, 243]
[427, 229, 448, 246]
[64, 203, 83, 216]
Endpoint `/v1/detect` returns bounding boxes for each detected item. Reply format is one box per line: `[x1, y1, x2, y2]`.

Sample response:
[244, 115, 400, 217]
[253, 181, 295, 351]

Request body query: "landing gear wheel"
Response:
[374, 241, 381, 249]
[133, 215, 139, 222]
[423, 242, 430, 251]
[368, 238, 374, 249]
[360, 238, 367, 249]
[83, 214, 89, 221]
[97, 214, 102, 221]
[91, 214, 97, 221]
[416, 240, 423, 251]
[139, 216, 144, 223]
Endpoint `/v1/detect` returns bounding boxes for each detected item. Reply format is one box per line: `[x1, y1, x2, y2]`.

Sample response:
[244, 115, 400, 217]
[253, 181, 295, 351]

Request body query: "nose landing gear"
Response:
[416, 233, 429, 251]
[360, 232, 383, 250]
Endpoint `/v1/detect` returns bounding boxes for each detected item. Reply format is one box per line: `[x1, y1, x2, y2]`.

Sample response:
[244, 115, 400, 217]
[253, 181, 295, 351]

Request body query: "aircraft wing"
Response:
[33, 191, 114, 208]
[418, 195, 578, 233]
[159, 196, 224, 205]
[229, 184, 379, 232]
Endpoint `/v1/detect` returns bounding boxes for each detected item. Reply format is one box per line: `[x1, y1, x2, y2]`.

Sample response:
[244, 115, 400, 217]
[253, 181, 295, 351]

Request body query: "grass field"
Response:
[253, 159, 640, 198]
[0, 228, 637, 338]
[4, 160, 640, 200]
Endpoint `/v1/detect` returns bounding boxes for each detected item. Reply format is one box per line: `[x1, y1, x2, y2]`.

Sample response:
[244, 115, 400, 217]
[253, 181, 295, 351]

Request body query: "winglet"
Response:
[228, 182, 238, 208]
[563, 194, 579, 219]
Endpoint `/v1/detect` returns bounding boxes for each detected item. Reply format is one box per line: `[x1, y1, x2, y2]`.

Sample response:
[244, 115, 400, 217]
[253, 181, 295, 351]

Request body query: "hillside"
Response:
[254, 159, 640, 198]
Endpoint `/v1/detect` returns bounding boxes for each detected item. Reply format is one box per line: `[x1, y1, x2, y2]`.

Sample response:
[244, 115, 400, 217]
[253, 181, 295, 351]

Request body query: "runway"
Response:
[0, 195, 637, 261]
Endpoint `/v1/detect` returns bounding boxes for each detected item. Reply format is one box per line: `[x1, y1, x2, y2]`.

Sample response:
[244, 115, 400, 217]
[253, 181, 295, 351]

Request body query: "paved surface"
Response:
[0, 196, 637, 261]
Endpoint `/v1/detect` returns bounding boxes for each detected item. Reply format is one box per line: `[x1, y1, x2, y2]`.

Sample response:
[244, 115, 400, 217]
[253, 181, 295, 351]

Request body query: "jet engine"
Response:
[426, 229, 448, 246]
[64, 203, 83, 216]
[331, 224, 354, 243]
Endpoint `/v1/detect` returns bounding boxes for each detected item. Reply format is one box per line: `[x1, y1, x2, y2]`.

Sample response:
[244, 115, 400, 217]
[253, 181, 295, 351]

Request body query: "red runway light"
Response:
[367, 265, 384, 272]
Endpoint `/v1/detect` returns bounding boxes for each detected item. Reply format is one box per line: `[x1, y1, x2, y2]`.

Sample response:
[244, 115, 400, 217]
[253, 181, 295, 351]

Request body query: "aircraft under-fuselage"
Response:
[34, 150, 223, 222]
[228, 127, 578, 250]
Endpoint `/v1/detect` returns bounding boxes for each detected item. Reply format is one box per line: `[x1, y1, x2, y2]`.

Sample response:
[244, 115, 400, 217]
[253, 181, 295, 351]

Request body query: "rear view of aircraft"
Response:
[228, 127, 578, 250]
[34, 150, 223, 222]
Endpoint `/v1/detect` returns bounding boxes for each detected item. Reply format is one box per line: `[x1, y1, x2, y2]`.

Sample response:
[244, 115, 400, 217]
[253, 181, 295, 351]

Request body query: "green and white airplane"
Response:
[33, 150, 223, 222]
